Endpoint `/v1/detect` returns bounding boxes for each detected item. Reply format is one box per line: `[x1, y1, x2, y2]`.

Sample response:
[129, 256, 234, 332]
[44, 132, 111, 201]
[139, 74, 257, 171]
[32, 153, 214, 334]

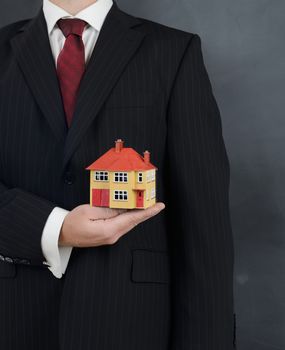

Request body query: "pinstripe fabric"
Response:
[0, 1, 235, 349]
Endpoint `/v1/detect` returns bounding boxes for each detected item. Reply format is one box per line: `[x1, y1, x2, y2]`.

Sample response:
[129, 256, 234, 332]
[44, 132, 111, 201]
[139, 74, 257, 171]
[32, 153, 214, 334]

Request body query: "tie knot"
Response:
[57, 18, 87, 38]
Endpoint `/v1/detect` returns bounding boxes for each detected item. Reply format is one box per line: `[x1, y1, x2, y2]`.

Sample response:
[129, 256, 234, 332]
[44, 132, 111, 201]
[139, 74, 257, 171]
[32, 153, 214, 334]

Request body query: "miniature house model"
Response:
[85, 139, 157, 209]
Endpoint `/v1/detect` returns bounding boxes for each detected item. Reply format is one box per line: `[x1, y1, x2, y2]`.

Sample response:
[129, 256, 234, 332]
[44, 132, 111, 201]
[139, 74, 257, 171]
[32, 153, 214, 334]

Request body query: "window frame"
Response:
[94, 171, 109, 182]
[113, 190, 128, 201]
[137, 172, 143, 183]
[114, 172, 128, 183]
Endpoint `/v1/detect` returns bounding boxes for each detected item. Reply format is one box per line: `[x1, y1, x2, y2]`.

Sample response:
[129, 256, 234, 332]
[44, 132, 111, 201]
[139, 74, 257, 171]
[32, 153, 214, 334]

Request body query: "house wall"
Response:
[89, 169, 156, 209]
[109, 171, 136, 209]
[143, 170, 156, 208]
[89, 171, 110, 206]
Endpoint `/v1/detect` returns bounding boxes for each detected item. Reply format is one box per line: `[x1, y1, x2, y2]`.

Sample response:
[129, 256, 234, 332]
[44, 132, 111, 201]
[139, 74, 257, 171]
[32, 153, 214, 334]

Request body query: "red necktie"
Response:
[57, 19, 87, 128]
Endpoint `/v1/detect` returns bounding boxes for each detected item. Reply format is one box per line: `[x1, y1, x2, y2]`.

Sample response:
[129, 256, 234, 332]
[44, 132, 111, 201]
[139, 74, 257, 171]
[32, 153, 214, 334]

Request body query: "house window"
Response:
[94, 171, 108, 181]
[138, 172, 143, 183]
[114, 190, 128, 201]
[114, 172, 128, 183]
[151, 187, 156, 199]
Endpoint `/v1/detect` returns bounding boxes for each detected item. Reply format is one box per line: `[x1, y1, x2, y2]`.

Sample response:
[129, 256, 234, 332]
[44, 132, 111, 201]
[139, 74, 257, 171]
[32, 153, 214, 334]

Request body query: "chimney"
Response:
[115, 139, 124, 153]
[143, 150, 150, 164]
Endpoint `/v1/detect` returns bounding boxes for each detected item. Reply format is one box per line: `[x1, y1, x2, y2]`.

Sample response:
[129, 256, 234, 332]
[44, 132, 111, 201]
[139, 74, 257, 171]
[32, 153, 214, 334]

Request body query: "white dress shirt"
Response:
[41, 0, 113, 279]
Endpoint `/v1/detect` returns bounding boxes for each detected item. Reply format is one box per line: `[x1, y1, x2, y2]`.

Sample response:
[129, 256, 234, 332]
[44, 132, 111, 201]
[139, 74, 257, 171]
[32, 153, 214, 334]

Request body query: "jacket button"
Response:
[64, 171, 74, 185]
[20, 259, 31, 265]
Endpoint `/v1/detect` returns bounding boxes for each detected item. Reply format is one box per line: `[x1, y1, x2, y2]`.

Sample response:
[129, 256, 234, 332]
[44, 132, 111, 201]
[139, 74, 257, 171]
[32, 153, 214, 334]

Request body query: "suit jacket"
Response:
[0, 2, 236, 349]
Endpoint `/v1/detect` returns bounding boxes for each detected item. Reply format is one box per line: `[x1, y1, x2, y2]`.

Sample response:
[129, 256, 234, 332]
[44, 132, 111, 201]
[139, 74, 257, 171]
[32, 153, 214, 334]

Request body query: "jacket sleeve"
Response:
[0, 180, 56, 267]
[165, 34, 235, 349]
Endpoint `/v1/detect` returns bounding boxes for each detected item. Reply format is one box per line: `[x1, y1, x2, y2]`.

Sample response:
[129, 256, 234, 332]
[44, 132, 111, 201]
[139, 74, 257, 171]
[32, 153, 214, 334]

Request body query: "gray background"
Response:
[1, 0, 284, 349]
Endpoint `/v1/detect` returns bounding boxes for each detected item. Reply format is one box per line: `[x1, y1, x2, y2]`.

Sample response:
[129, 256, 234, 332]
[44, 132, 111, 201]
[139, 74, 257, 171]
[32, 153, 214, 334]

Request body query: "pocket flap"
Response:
[131, 249, 170, 284]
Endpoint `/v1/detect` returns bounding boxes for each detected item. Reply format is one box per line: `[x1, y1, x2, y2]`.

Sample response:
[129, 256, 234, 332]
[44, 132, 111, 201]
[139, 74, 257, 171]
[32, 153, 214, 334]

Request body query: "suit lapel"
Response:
[62, 1, 146, 171]
[10, 9, 67, 143]
[10, 2, 146, 173]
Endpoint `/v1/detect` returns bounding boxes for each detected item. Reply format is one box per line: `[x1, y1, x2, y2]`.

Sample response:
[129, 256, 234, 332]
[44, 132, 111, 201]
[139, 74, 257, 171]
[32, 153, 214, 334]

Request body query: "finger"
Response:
[126, 202, 166, 223]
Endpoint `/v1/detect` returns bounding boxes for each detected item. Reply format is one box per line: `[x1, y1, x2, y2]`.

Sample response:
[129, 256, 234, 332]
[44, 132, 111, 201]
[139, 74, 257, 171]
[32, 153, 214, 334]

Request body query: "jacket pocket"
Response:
[131, 249, 170, 284]
[0, 260, 16, 279]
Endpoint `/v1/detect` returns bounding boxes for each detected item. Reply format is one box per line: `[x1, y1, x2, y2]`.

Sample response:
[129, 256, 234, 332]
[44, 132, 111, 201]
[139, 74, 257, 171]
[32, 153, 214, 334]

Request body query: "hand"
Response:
[59, 202, 165, 247]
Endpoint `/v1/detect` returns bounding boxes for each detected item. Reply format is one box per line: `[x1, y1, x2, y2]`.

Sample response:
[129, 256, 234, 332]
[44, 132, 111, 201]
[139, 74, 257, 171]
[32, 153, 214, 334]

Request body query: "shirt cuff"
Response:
[41, 206, 72, 278]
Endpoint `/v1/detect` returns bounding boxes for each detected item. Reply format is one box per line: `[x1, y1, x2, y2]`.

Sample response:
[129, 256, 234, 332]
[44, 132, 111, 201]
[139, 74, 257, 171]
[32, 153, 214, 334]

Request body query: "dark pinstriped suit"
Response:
[0, 1, 236, 349]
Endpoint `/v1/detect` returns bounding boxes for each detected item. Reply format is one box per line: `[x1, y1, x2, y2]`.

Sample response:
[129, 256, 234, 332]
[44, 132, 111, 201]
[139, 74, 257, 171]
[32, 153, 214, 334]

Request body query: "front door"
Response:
[136, 190, 144, 208]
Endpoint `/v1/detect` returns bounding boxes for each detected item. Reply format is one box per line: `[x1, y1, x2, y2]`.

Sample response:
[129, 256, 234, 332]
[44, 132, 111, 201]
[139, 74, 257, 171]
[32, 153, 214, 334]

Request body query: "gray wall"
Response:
[1, 1, 284, 349]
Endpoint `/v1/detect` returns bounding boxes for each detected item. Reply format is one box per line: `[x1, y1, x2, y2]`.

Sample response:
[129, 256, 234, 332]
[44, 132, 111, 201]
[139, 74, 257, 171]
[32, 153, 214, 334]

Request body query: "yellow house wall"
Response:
[109, 171, 136, 209]
[143, 170, 156, 209]
[89, 169, 156, 209]
[89, 171, 110, 205]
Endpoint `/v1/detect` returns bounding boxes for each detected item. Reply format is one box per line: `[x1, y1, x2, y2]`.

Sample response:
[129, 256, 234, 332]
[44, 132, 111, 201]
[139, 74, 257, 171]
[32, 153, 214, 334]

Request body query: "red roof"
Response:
[86, 147, 157, 171]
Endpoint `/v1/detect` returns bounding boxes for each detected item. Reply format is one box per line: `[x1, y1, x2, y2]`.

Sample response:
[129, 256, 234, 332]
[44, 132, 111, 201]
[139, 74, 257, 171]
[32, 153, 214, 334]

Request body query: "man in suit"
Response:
[0, 0, 235, 349]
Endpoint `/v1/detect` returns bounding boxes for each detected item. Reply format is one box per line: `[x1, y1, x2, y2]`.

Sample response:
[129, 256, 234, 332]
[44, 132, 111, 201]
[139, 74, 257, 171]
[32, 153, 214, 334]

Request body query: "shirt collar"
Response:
[43, 0, 114, 35]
